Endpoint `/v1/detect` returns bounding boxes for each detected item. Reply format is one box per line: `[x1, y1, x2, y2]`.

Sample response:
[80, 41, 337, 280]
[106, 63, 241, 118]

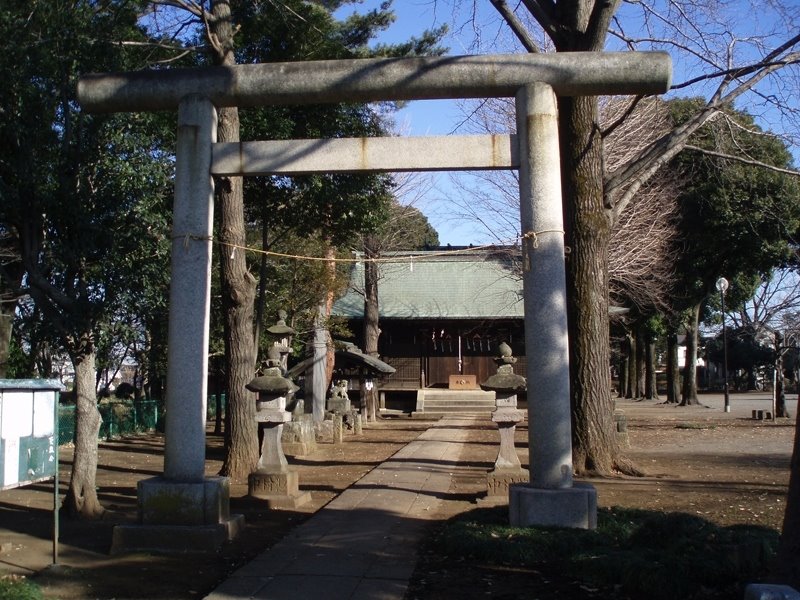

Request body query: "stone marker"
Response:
[281, 414, 317, 457]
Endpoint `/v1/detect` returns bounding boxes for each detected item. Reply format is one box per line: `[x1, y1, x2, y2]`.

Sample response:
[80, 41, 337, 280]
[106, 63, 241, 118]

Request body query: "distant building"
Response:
[332, 247, 527, 406]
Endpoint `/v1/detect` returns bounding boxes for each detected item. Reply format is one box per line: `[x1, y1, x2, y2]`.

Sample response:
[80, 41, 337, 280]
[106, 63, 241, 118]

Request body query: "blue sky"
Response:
[335, 1, 800, 246]
[334, 1, 515, 245]
[335, 0, 502, 137]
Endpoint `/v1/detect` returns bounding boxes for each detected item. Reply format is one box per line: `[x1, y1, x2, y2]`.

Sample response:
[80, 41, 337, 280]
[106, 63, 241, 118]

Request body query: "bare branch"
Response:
[150, 0, 207, 20]
[601, 96, 643, 139]
[520, 0, 560, 45]
[683, 144, 800, 177]
[489, 0, 540, 52]
[586, 0, 622, 50]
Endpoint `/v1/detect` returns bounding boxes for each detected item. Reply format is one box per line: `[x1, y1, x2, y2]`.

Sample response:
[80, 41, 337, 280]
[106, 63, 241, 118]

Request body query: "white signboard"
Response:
[0, 380, 62, 491]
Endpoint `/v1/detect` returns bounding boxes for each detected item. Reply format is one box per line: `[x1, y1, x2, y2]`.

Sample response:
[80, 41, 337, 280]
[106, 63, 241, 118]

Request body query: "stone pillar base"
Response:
[111, 520, 244, 555]
[509, 482, 597, 529]
[110, 476, 244, 554]
[248, 469, 311, 509]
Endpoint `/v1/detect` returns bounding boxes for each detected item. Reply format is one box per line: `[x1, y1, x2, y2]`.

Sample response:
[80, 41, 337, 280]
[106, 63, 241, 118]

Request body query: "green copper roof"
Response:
[333, 248, 523, 319]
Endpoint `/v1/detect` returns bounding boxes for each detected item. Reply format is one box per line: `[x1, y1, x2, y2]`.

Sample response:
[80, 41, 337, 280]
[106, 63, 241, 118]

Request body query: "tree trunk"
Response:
[212, 1, 259, 482]
[617, 343, 628, 398]
[310, 305, 328, 422]
[324, 244, 337, 386]
[363, 236, 381, 422]
[666, 329, 680, 403]
[771, 405, 800, 588]
[681, 303, 702, 405]
[560, 95, 622, 475]
[625, 330, 636, 399]
[217, 104, 259, 482]
[775, 332, 790, 418]
[0, 310, 11, 378]
[64, 345, 104, 518]
[253, 217, 270, 364]
[644, 333, 659, 400]
[635, 326, 646, 398]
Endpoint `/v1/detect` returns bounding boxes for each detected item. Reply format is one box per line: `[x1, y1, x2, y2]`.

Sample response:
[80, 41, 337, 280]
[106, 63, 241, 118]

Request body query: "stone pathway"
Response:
[204, 416, 476, 600]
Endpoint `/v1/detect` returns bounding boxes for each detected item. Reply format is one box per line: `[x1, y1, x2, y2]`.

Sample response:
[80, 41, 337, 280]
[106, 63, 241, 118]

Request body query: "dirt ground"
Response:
[0, 393, 795, 599]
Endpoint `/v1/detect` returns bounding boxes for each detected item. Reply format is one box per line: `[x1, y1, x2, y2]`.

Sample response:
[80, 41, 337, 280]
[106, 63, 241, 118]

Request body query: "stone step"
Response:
[421, 405, 495, 412]
[415, 388, 497, 414]
[409, 410, 493, 419]
[422, 402, 495, 412]
[420, 390, 494, 399]
[423, 396, 495, 406]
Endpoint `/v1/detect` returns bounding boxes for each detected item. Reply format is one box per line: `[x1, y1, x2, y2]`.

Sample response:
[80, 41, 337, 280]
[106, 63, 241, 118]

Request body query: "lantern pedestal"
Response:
[481, 347, 529, 500]
[248, 469, 311, 509]
[246, 391, 310, 509]
[487, 396, 529, 497]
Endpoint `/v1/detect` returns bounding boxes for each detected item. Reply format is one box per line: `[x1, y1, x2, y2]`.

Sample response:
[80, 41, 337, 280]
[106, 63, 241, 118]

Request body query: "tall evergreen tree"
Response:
[668, 99, 800, 404]
[156, 0, 446, 479]
[0, 0, 174, 517]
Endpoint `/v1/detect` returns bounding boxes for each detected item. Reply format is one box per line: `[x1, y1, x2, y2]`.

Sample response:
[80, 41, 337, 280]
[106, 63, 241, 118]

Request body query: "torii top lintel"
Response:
[77, 52, 671, 114]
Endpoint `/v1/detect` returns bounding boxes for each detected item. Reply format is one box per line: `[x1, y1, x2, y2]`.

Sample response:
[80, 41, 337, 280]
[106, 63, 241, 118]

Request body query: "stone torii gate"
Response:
[78, 52, 671, 550]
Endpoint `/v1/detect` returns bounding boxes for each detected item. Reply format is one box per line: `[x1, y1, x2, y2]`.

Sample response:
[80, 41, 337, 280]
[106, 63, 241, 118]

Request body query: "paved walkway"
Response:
[204, 417, 478, 600]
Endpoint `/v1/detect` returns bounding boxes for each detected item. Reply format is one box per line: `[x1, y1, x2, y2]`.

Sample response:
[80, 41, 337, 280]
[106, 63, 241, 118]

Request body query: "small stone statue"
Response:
[328, 379, 351, 414]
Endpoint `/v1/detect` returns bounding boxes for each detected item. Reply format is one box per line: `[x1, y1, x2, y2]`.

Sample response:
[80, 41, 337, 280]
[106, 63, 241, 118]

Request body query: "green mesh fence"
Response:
[58, 400, 158, 445]
[207, 394, 226, 419]
[57, 395, 226, 445]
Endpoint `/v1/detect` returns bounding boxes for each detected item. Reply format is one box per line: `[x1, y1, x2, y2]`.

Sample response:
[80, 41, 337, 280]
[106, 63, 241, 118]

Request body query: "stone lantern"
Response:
[266, 310, 295, 372]
[481, 341, 528, 497]
[245, 347, 310, 508]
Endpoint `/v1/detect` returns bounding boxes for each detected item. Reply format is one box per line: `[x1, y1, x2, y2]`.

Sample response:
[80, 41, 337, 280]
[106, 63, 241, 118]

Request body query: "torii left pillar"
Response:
[111, 96, 243, 554]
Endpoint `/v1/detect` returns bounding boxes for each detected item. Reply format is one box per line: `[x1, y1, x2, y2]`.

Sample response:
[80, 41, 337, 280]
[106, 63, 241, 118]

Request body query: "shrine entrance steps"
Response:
[411, 389, 496, 418]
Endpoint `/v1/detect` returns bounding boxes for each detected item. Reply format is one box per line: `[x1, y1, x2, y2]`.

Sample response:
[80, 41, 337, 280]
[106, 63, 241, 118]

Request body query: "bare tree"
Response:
[730, 269, 800, 335]
[438, 0, 799, 475]
[448, 95, 681, 311]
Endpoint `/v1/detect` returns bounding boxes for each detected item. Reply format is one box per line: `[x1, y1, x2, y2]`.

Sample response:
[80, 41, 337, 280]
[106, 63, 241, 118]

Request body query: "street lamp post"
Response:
[716, 277, 731, 413]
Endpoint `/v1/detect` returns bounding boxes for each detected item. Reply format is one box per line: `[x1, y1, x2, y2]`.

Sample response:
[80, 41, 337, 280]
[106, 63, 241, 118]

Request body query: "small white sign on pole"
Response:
[0, 380, 62, 491]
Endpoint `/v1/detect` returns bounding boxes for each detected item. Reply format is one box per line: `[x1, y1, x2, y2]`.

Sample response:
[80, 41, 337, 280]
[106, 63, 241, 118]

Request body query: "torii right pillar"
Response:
[512, 82, 597, 529]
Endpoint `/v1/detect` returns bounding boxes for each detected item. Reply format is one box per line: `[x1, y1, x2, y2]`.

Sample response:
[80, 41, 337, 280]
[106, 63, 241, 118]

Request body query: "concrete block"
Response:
[315, 420, 334, 443]
[495, 395, 518, 409]
[352, 411, 363, 435]
[509, 482, 597, 529]
[249, 469, 298, 497]
[332, 414, 344, 444]
[491, 408, 526, 423]
[137, 476, 232, 526]
[110, 516, 244, 555]
[282, 418, 317, 456]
